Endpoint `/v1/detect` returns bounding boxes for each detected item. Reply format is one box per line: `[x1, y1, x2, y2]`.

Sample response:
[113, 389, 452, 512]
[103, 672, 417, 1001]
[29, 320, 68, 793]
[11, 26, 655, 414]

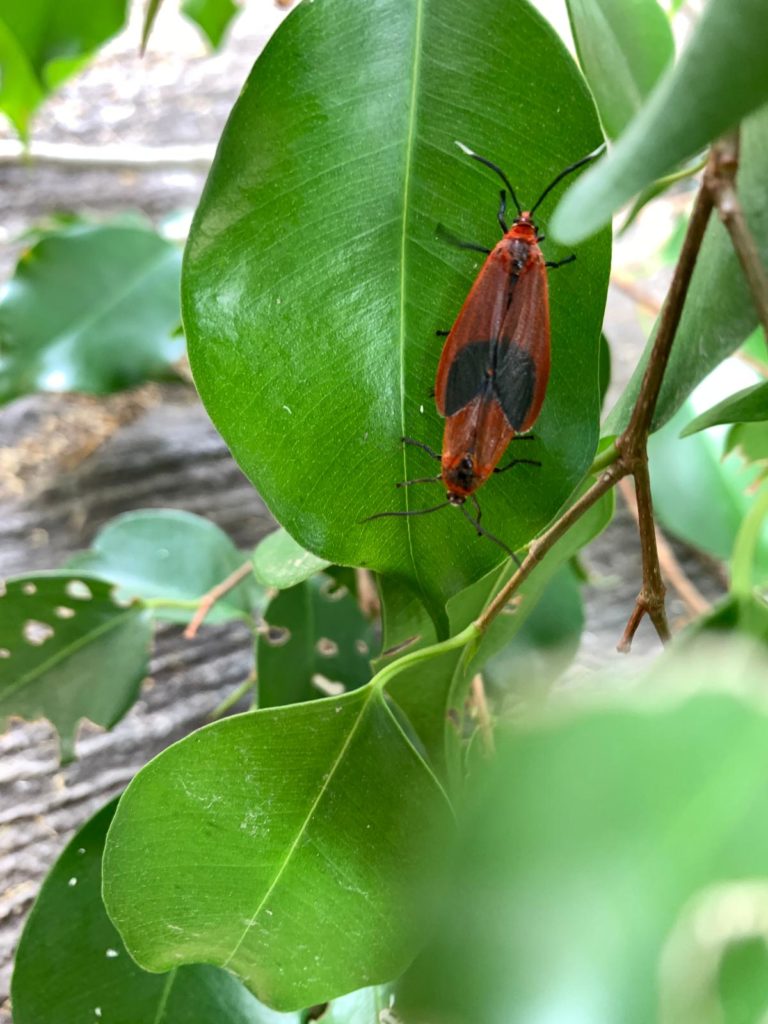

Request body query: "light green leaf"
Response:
[67, 509, 261, 625]
[0, 0, 128, 137]
[0, 574, 151, 761]
[552, 0, 768, 243]
[182, 0, 239, 48]
[0, 222, 184, 403]
[605, 105, 768, 434]
[681, 380, 768, 437]
[182, 0, 610, 631]
[252, 527, 331, 589]
[12, 800, 299, 1024]
[103, 685, 452, 1011]
[258, 573, 375, 708]
[566, 0, 674, 139]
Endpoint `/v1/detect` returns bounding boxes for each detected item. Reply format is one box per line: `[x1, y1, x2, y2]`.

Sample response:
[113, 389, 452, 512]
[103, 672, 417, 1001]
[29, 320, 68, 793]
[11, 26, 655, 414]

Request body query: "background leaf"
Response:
[681, 380, 768, 436]
[552, 0, 768, 242]
[252, 527, 331, 589]
[0, 574, 151, 761]
[12, 800, 300, 1024]
[0, 222, 184, 404]
[605, 105, 768, 434]
[399, 681, 768, 1024]
[182, 0, 239, 49]
[182, 0, 610, 631]
[67, 509, 262, 625]
[257, 573, 375, 708]
[103, 685, 452, 1011]
[565, 0, 673, 139]
[0, 0, 128, 137]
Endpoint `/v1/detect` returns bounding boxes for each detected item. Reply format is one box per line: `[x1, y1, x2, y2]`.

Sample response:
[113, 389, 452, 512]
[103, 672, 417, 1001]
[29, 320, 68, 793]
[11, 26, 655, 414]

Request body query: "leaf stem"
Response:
[184, 561, 255, 639]
[371, 622, 480, 692]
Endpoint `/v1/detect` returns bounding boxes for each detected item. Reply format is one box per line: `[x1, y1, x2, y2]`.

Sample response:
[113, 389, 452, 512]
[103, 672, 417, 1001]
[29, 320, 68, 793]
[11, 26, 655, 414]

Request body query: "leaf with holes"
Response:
[0, 0, 128, 138]
[0, 575, 152, 762]
[252, 527, 331, 590]
[258, 573, 376, 708]
[67, 509, 262, 625]
[12, 799, 300, 1024]
[103, 684, 453, 1010]
[182, 0, 610, 633]
[0, 221, 183, 404]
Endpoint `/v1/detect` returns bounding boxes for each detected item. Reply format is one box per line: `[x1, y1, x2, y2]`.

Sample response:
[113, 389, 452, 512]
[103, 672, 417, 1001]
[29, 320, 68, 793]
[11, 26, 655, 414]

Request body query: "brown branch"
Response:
[706, 130, 768, 349]
[184, 561, 254, 639]
[476, 155, 716, 650]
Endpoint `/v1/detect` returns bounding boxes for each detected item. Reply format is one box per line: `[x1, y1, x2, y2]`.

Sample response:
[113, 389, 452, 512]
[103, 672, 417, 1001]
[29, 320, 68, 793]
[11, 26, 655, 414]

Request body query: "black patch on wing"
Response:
[493, 341, 536, 429]
[444, 342, 492, 416]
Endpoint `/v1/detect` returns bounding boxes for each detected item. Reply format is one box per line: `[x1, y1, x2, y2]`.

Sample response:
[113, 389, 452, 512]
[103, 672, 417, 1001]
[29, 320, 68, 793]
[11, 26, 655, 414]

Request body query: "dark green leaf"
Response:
[598, 331, 611, 408]
[605, 106, 768, 434]
[552, 0, 768, 242]
[671, 591, 768, 652]
[726, 421, 768, 467]
[400, 679, 768, 1024]
[719, 939, 768, 1024]
[12, 800, 299, 1024]
[141, 0, 164, 53]
[103, 685, 452, 1010]
[182, 0, 238, 48]
[257, 573, 375, 708]
[681, 381, 768, 436]
[0, 574, 151, 761]
[182, 0, 610, 631]
[252, 527, 331, 589]
[67, 509, 261, 625]
[0, 0, 128, 138]
[648, 399, 768, 577]
[0, 222, 184, 404]
[566, 0, 674, 139]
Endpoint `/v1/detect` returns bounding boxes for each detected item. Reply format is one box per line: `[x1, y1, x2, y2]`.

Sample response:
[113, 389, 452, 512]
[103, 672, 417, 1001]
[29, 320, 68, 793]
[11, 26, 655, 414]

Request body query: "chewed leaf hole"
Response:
[0, 648, 10, 659]
[315, 637, 339, 658]
[0, 580, 6, 597]
[110, 587, 133, 608]
[23, 620, 54, 646]
[355, 639, 370, 656]
[265, 625, 290, 647]
[319, 577, 348, 602]
[55, 606, 76, 619]
[21, 582, 37, 595]
[312, 673, 346, 697]
[65, 580, 93, 601]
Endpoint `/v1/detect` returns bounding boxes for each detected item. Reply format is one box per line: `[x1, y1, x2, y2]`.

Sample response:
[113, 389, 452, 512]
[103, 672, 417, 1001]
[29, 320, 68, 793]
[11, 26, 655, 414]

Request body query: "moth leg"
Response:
[435, 329, 450, 337]
[545, 254, 576, 270]
[436, 223, 491, 255]
[494, 458, 542, 474]
[402, 436, 441, 461]
[470, 493, 483, 529]
[396, 475, 442, 488]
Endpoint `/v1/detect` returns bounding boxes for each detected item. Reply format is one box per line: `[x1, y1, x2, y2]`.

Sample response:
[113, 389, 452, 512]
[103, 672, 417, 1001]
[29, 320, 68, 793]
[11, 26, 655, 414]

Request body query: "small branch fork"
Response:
[477, 141, 726, 650]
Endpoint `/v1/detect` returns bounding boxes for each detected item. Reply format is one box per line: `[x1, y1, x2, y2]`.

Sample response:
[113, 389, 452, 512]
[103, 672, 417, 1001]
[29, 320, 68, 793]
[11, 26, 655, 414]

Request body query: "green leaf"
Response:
[482, 564, 584, 702]
[0, 574, 151, 762]
[565, 0, 674, 140]
[182, 0, 238, 48]
[552, 0, 768, 243]
[671, 591, 768, 651]
[732, 483, 768, 595]
[258, 573, 375, 708]
[141, 0, 164, 52]
[605, 105, 768, 434]
[681, 380, 768, 436]
[252, 527, 331, 589]
[67, 509, 262, 625]
[598, 331, 611, 408]
[12, 799, 300, 1024]
[103, 685, 452, 1010]
[182, 0, 610, 631]
[0, 222, 184, 404]
[0, 0, 128, 137]
[648, 399, 768, 578]
[400, 681, 768, 1024]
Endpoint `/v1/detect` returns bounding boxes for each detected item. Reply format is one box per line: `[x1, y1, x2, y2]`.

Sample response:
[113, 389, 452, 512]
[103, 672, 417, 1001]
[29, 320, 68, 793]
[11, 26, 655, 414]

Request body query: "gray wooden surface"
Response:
[0, 2, 724, 1019]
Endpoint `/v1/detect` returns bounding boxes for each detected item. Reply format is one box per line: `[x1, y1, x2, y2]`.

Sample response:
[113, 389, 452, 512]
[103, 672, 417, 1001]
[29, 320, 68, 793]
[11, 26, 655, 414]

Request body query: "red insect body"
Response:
[435, 214, 550, 502]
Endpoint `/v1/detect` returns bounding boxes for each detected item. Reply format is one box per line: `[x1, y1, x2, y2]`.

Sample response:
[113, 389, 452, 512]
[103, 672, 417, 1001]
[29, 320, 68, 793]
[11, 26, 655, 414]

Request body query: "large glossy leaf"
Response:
[0, 0, 128, 138]
[399, 679, 768, 1024]
[605, 105, 768, 434]
[103, 684, 452, 1010]
[0, 222, 183, 404]
[182, 0, 610, 632]
[565, 0, 673, 140]
[12, 800, 299, 1024]
[67, 509, 262, 625]
[0, 574, 151, 761]
[258, 573, 375, 707]
[552, 0, 768, 243]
